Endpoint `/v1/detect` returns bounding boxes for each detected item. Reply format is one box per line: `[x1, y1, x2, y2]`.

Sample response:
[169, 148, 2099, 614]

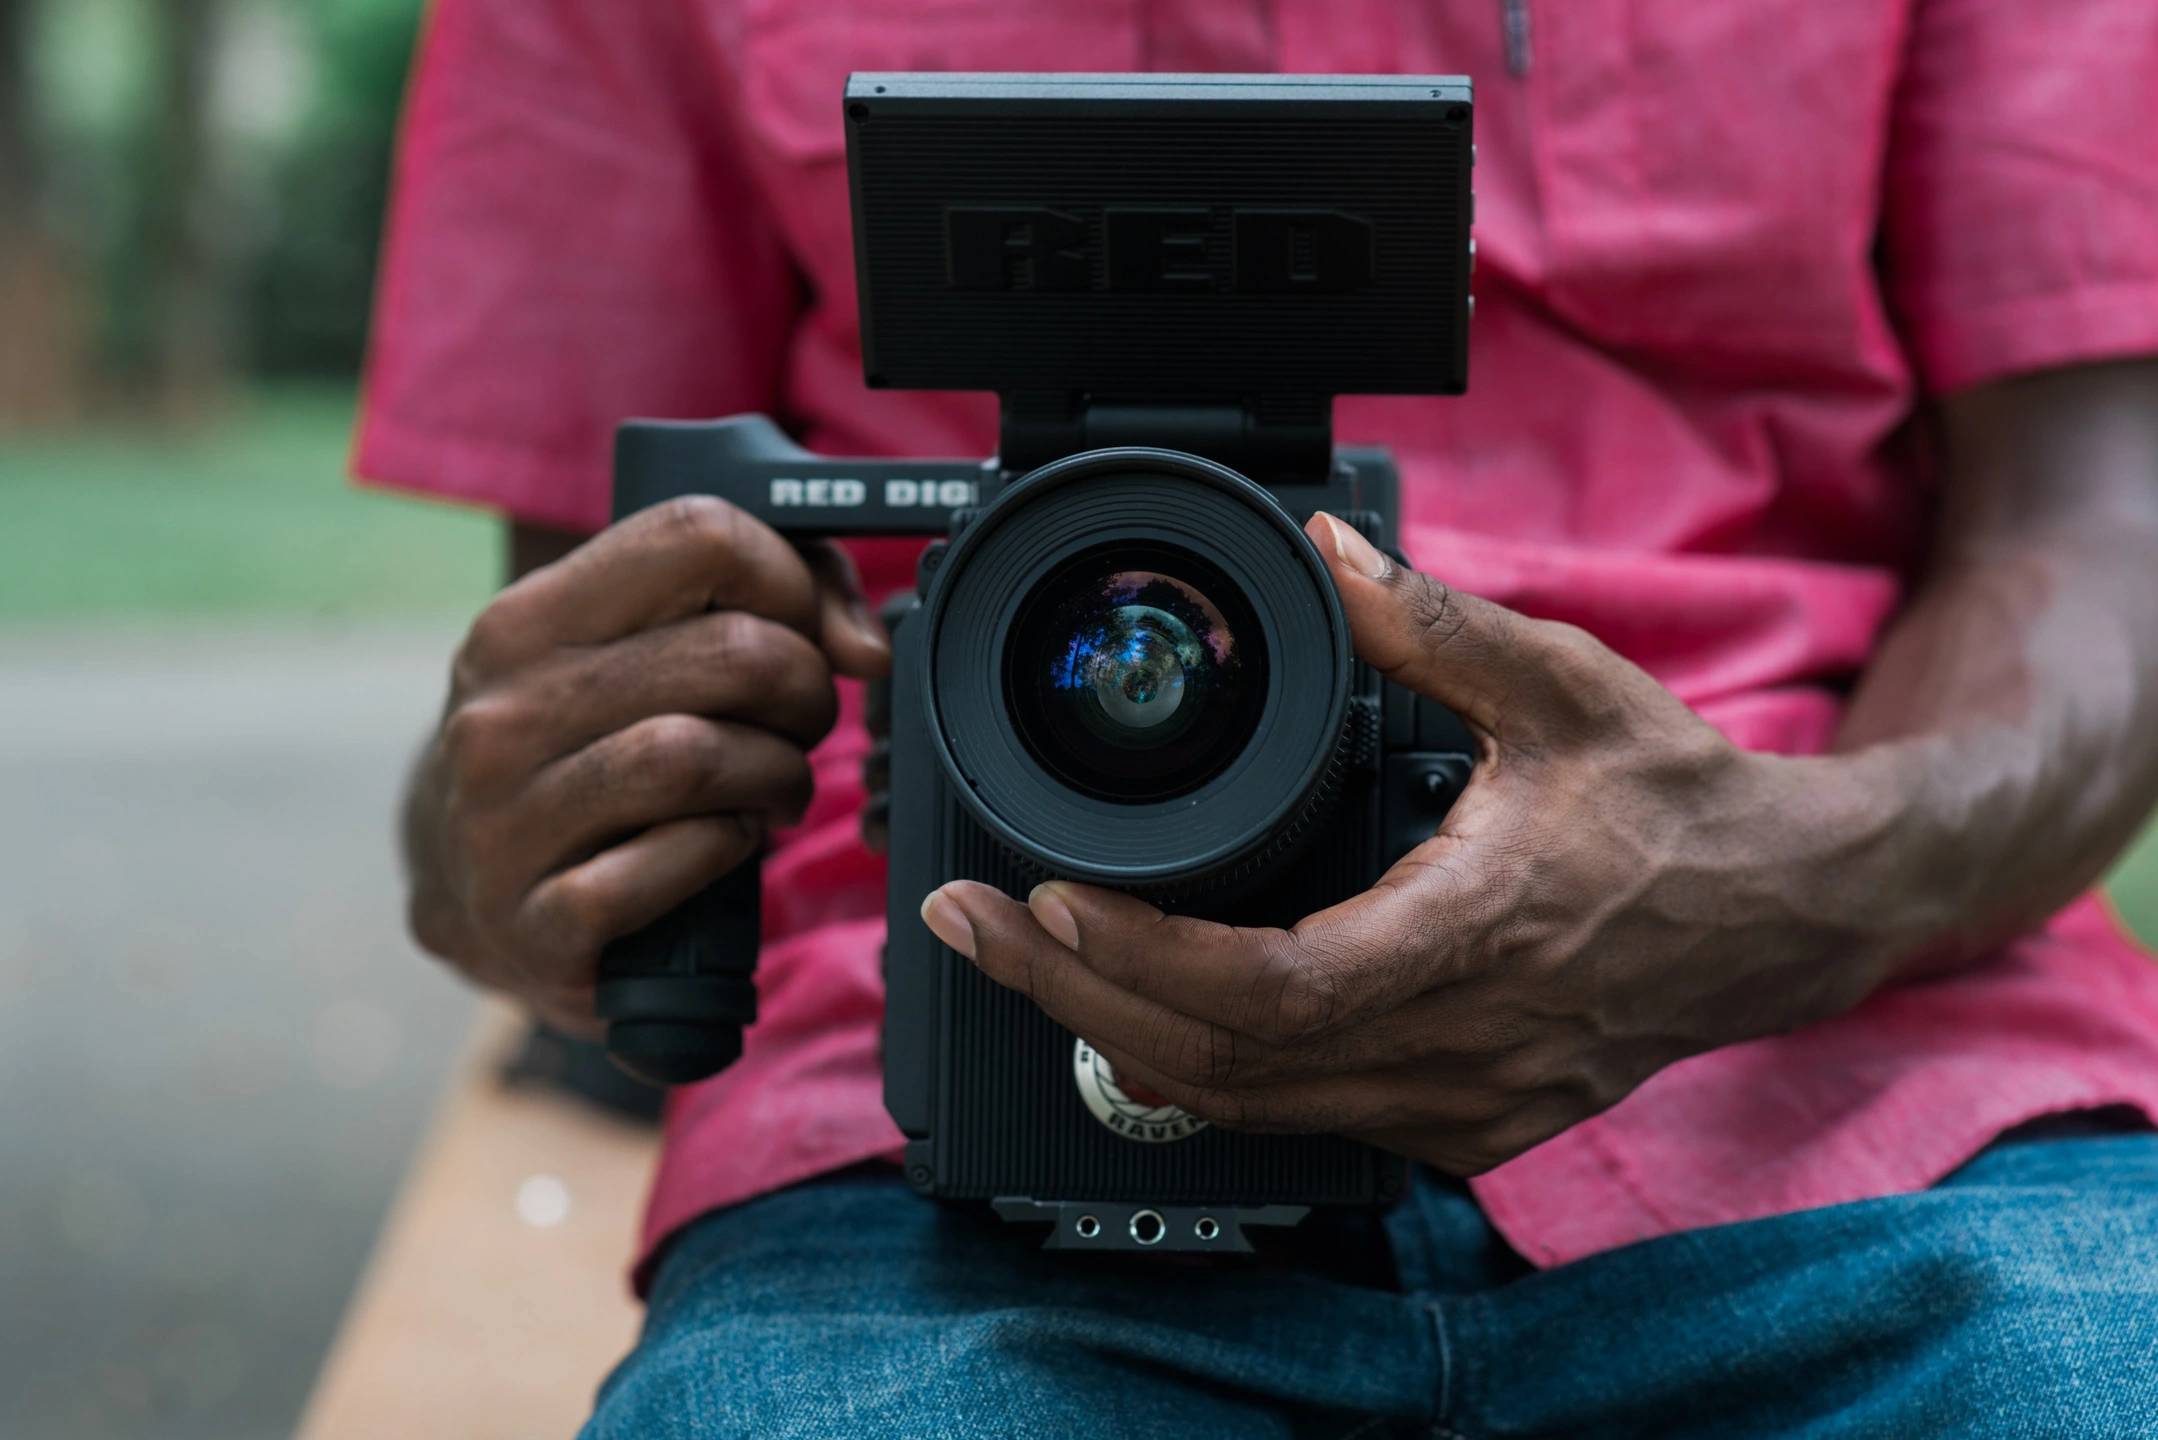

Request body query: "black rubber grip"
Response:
[596, 858, 762, 1086]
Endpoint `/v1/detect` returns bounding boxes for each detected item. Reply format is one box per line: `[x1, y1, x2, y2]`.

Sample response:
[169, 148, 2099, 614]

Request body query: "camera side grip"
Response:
[596, 863, 763, 1086]
[596, 415, 984, 1086]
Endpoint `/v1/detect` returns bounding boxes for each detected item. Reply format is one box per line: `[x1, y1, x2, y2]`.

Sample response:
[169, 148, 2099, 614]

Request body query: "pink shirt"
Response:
[357, 0, 2158, 1275]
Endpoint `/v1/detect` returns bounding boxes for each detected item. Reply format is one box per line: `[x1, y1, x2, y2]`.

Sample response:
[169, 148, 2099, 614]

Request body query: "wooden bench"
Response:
[297, 1003, 657, 1439]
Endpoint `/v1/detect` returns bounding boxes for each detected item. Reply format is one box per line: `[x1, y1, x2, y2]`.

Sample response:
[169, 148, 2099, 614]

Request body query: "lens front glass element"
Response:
[1006, 545, 1267, 802]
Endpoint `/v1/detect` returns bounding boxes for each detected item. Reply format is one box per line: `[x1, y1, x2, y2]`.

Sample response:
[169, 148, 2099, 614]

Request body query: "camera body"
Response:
[600, 73, 1476, 1252]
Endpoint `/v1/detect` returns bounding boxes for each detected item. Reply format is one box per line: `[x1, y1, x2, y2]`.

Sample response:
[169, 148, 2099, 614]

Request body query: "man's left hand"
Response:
[919, 512, 1922, 1175]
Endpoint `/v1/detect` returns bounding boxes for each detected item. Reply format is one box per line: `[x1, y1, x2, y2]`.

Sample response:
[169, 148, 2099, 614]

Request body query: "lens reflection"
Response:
[1008, 549, 1265, 802]
[1060, 605, 1190, 731]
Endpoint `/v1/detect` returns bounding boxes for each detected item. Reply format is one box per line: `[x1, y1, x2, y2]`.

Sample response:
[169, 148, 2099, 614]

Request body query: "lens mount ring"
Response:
[920, 447, 1351, 894]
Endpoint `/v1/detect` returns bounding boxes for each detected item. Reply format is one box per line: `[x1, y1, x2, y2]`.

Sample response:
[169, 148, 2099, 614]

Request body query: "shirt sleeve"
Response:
[352, 0, 798, 533]
[1882, 0, 2158, 395]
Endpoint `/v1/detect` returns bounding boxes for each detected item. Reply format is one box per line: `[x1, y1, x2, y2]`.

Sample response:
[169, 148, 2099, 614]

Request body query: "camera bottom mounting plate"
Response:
[991, 1198, 1311, 1254]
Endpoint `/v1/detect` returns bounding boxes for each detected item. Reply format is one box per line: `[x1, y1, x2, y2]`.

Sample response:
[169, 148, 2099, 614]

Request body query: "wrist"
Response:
[1787, 739, 1979, 989]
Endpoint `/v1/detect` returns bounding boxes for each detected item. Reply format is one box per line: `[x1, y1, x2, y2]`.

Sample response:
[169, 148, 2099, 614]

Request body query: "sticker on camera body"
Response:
[1073, 1038, 1209, 1143]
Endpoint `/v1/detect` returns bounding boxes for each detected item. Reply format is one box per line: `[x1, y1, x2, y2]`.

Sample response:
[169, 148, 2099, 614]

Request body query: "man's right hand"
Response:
[401, 498, 891, 1032]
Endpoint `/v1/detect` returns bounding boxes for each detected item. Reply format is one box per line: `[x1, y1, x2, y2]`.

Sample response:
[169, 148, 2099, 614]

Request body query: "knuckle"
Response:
[1404, 574, 1474, 655]
[1247, 934, 1344, 1044]
[457, 601, 525, 679]
[1482, 1044, 1561, 1098]
[1181, 1023, 1244, 1090]
[622, 713, 720, 780]
[439, 697, 525, 793]
[1672, 720, 1738, 777]
[1452, 1087, 1519, 1128]
[538, 872, 614, 961]
[1260, 962, 1337, 1040]
[1140, 1012, 1210, 1085]
[1267, 961, 1342, 1044]
[656, 494, 743, 558]
[706, 809, 765, 859]
[707, 609, 781, 683]
[710, 614, 838, 734]
[1458, 1010, 1537, 1059]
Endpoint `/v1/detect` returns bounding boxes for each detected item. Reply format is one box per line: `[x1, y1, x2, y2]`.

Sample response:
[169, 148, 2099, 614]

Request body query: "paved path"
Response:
[0, 623, 477, 1440]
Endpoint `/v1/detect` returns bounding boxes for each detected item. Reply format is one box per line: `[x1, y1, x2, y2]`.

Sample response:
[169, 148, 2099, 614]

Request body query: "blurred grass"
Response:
[0, 388, 2151, 942]
[0, 383, 496, 621]
[2113, 827, 2158, 951]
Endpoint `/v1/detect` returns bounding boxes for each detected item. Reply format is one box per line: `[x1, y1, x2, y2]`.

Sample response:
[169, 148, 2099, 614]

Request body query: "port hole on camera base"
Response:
[1129, 1210, 1166, 1245]
[1194, 1216, 1220, 1241]
[1075, 1214, 1101, 1239]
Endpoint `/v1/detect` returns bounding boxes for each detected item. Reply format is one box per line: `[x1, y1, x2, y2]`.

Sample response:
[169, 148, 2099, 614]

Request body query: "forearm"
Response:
[1834, 362, 2158, 974]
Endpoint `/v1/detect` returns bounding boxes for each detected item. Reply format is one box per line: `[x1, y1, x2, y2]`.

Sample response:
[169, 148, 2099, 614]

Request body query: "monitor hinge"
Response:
[998, 393, 1330, 482]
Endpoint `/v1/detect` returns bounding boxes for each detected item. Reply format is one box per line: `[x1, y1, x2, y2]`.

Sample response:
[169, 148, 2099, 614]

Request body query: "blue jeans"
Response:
[584, 1118, 2158, 1438]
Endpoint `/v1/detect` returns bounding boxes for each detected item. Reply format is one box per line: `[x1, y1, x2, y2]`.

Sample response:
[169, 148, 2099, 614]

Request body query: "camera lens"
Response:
[926, 447, 1349, 895]
[1006, 546, 1266, 802]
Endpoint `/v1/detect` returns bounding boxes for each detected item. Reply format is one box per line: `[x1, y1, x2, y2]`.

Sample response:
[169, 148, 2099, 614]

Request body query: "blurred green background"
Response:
[2, 5, 498, 1438]
[2, 382, 492, 618]
[0, 3, 2154, 1437]
[1, 0, 495, 620]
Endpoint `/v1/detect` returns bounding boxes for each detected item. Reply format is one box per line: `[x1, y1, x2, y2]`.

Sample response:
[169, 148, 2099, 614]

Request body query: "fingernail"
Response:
[920, 888, 975, 959]
[849, 598, 890, 652]
[1028, 883, 1080, 951]
[1316, 512, 1391, 580]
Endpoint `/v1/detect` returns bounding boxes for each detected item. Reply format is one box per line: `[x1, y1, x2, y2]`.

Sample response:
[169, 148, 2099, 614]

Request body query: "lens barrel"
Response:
[921, 448, 1352, 900]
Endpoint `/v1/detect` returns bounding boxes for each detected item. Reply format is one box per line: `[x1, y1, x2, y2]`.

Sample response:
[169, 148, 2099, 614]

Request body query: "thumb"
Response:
[1307, 512, 1532, 736]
